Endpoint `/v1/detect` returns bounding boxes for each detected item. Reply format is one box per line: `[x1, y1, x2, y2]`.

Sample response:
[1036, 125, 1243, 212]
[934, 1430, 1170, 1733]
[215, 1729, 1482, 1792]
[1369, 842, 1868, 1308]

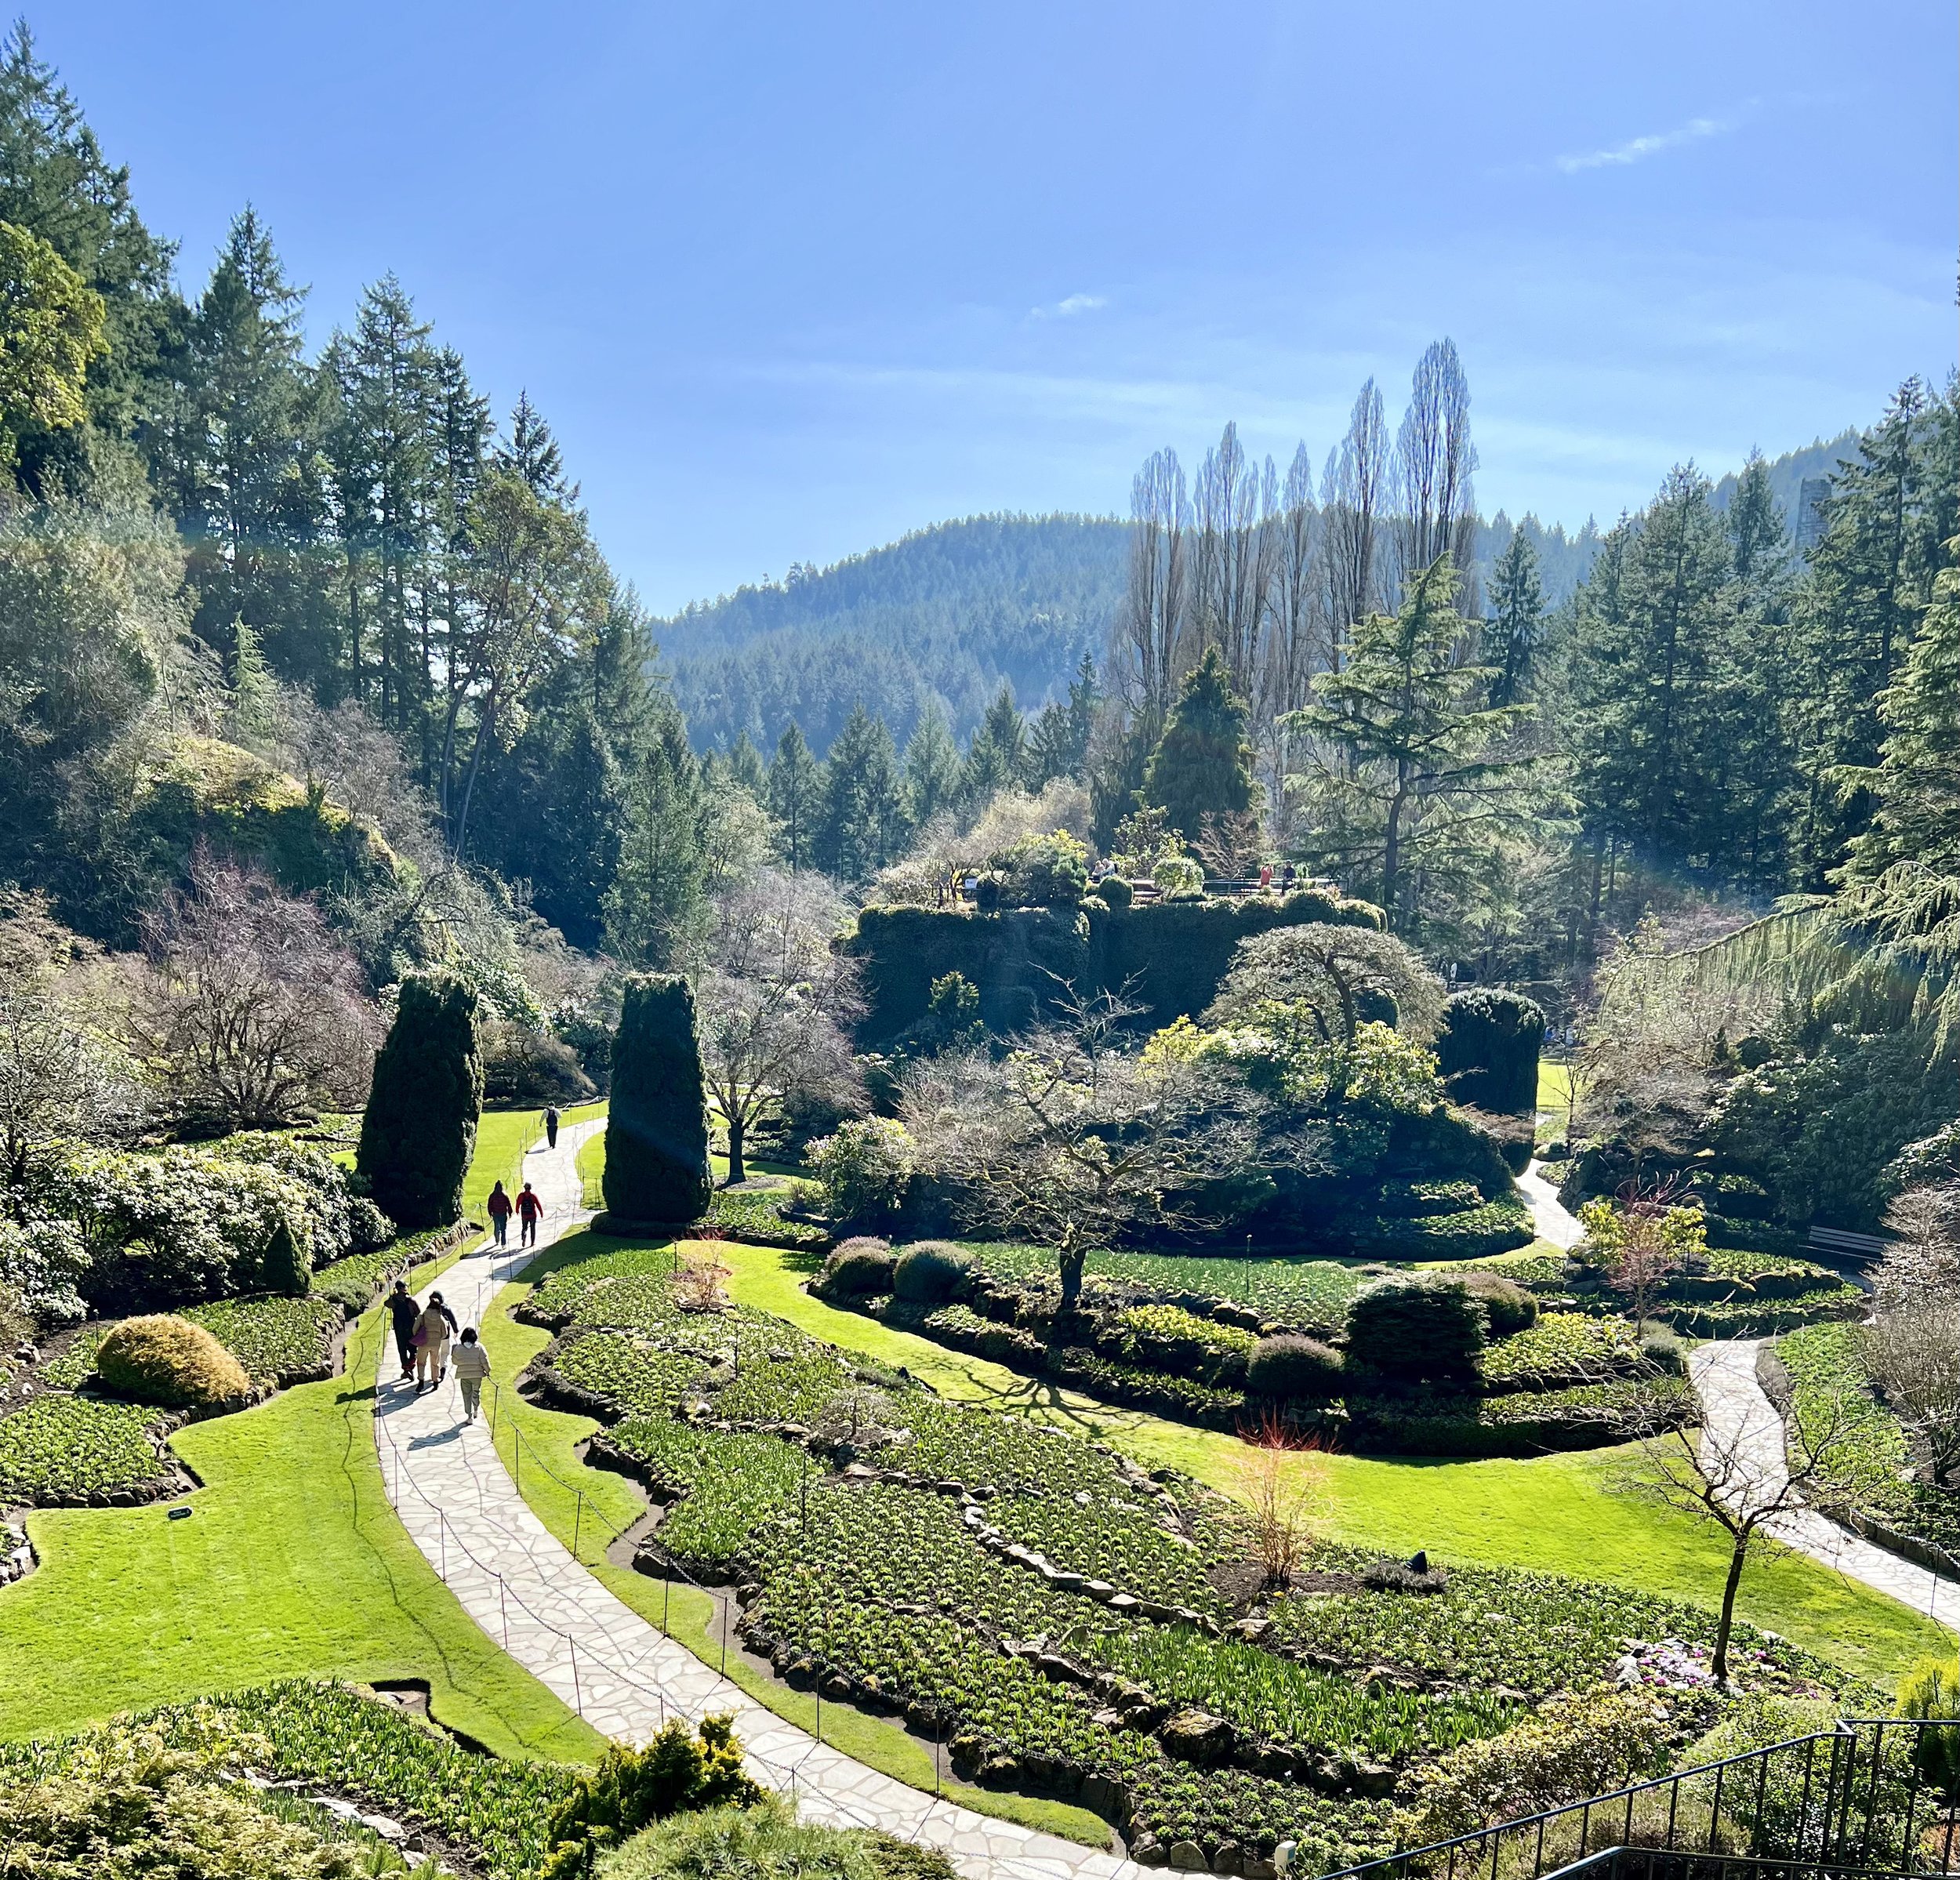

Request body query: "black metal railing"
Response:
[1318, 1719, 1960, 1880]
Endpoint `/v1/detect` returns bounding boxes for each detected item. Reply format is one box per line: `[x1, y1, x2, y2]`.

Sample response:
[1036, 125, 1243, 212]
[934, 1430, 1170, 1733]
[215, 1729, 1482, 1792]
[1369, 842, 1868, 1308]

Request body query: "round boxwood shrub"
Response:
[1345, 1276, 1486, 1382]
[1457, 1268, 1537, 1334]
[1245, 1334, 1344, 1400]
[892, 1240, 972, 1304]
[357, 971, 484, 1232]
[1435, 988, 1545, 1117]
[819, 1237, 896, 1298]
[1092, 873, 1133, 910]
[605, 974, 713, 1225]
[97, 1313, 251, 1408]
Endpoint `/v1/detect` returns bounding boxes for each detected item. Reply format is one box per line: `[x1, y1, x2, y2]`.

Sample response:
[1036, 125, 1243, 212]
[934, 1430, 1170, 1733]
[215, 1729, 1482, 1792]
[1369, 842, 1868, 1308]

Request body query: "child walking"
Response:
[451, 1327, 492, 1423]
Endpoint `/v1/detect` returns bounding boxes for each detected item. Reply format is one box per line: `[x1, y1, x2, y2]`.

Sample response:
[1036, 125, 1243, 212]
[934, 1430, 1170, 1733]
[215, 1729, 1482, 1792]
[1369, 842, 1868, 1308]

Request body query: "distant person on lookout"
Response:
[545, 1105, 561, 1149]
[517, 1182, 545, 1247]
[486, 1180, 513, 1247]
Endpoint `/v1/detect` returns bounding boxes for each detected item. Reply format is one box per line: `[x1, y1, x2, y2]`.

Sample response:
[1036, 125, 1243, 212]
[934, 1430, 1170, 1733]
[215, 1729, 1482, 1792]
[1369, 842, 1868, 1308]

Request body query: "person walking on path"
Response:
[414, 1293, 459, 1391]
[545, 1105, 561, 1149]
[516, 1182, 544, 1248]
[450, 1327, 492, 1423]
[386, 1281, 419, 1381]
[486, 1180, 513, 1247]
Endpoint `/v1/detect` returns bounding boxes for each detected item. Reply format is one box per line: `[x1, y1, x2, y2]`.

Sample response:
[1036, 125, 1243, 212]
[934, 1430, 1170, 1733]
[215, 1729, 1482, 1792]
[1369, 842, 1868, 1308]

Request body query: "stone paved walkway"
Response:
[1687, 1337, 1959, 1628]
[1518, 1158, 1583, 1251]
[373, 1123, 1170, 1880]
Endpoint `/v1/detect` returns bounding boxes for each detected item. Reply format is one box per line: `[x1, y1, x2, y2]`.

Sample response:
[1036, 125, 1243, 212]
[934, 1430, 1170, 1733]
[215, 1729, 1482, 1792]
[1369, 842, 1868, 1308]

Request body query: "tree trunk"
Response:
[1714, 1530, 1749, 1683]
[725, 1109, 746, 1187]
[1058, 1247, 1086, 1313]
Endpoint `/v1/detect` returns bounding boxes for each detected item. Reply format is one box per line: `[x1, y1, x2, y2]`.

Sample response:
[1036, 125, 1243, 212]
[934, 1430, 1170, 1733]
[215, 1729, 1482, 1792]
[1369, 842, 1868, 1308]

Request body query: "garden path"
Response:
[1518, 1160, 1584, 1251]
[1687, 1338, 1960, 1629]
[372, 1122, 1178, 1880]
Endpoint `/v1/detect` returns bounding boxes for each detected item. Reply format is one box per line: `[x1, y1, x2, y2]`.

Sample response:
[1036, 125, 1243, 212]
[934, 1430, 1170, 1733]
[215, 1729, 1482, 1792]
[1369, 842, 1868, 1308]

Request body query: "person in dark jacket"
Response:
[545, 1105, 561, 1149]
[387, 1281, 419, 1380]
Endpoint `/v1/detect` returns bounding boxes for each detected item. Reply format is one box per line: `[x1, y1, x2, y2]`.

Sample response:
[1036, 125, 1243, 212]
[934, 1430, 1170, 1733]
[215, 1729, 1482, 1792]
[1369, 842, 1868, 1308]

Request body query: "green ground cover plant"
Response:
[0, 1392, 175, 1502]
[1081, 1624, 1526, 1763]
[181, 1295, 345, 1385]
[1475, 1312, 1639, 1390]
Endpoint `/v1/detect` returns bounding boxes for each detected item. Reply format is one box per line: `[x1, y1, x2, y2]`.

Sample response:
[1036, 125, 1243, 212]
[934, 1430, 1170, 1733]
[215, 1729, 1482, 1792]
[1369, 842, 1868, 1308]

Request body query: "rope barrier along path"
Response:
[372, 1122, 1175, 1880]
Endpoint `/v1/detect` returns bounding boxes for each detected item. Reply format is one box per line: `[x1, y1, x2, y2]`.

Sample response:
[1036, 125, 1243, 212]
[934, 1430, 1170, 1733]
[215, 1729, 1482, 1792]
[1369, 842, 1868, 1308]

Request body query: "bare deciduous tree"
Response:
[1878, 1181, 1960, 1308]
[0, 891, 136, 1196]
[1618, 1385, 1869, 1682]
[1863, 1301, 1960, 1485]
[693, 869, 862, 1185]
[900, 985, 1280, 1312]
[122, 850, 379, 1131]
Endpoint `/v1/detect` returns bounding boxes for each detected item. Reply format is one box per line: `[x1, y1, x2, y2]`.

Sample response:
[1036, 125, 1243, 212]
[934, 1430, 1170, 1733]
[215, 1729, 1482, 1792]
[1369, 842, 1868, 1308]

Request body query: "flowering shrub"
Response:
[1152, 855, 1205, 901]
[807, 1118, 913, 1228]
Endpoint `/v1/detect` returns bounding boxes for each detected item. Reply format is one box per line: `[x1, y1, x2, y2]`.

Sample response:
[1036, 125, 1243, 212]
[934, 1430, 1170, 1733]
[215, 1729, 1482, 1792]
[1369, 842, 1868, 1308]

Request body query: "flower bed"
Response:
[1348, 1375, 1693, 1457]
[1475, 1312, 1639, 1392]
[0, 1392, 178, 1504]
[521, 1233, 1846, 1874]
[706, 1185, 831, 1250]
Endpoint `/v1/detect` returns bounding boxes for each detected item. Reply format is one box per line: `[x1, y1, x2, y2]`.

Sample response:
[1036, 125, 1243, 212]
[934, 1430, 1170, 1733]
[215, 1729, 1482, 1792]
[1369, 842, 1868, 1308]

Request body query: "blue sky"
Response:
[48, 1, 1957, 615]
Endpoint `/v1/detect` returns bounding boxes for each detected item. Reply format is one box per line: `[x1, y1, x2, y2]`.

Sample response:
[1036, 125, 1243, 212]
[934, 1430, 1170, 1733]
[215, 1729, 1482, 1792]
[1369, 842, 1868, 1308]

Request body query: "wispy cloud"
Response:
[1555, 114, 1733, 174]
[1029, 292, 1107, 320]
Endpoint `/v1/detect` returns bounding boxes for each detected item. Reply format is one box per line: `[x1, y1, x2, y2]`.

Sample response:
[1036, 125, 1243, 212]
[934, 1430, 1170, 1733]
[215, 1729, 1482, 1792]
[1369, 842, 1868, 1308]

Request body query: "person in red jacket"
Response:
[485, 1180, 514, 1247]
[516, 1181, 545, 1248]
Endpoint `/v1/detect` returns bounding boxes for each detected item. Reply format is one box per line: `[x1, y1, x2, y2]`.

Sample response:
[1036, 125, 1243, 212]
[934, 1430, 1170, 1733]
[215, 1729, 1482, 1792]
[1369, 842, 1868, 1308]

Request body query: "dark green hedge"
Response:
[604, 974, 713, 1225]
[356, 972, 483, 1232]
[1435, 988, 1544, 1116]
[845, 889, 1382, 1043]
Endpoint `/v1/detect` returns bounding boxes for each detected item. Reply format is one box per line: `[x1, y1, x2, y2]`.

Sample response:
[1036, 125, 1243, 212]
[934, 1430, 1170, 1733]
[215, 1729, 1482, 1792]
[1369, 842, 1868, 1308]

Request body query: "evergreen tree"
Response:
[1843, 541, 1960, 880]
[1144, 645, 1255, 842]
[1483, 530, 1544, 708]
[604, 710, 706, 967]
[604, 973, 712, 1225]
[162, 208, 327, 670]
[723, 729, 767, 797]
[767, 723, 825, 870]
[901, 700, 960, 825]
[356, 972, 484, 1231]
[1291, 561, 1534, 928]
[818, 703, 908, 882]
[1568, 467, 1733, 875]
[960, 684, 1026, 807]
[495, 389, 573, 502]
[0, 23, 178, 488]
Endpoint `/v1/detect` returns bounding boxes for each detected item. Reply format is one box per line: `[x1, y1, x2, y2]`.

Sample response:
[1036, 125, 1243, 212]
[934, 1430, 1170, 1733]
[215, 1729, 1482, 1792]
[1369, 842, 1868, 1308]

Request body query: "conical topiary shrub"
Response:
[357, 972, 484, 1231]
[604, 974, 712, 1226]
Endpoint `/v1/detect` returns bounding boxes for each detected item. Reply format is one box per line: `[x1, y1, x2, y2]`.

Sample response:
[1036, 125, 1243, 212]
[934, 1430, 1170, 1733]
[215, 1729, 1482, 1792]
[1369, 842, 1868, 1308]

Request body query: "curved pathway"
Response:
[1686, 1338, 1960, 1628]
[1518, 1157, 1583, 1251]
[372, 1123, 1167, 1880]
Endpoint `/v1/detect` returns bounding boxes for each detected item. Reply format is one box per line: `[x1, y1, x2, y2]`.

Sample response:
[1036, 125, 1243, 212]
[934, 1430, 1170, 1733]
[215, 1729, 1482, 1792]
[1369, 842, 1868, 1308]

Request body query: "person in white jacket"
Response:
[450, 1327, 492, 1422]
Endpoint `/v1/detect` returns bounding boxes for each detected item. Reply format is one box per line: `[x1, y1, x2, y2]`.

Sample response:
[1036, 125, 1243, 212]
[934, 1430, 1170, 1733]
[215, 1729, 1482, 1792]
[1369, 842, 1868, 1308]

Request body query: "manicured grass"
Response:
[474, 1243, 1114, 1848]
[1537, 1060, 1574, 1136]
[0, 1254, 605, 1760]
[712, 1235, 1949, 1689]
[577, 1128, 605, 1207]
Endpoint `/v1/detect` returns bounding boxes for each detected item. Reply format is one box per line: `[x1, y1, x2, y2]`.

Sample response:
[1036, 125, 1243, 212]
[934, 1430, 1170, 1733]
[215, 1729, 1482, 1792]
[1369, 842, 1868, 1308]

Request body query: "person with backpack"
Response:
[414, 1292, 459, 1391]
[486, 1180, 513, 1247]
[545, 1105, 561, 1149]
[450, 1327, 492, 1423]
[387, 1281, 419, 1381]
[515, 1182, 545, 1248]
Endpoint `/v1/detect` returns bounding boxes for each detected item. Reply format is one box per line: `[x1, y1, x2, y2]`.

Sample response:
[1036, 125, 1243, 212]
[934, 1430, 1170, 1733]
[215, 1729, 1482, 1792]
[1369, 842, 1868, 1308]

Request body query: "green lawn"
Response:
[710, 1234, 1947, 1691]
[0, 1252, 604, 1759]
[473, 1236, 1112, 1848]
[1537, 1060, 1574, 1138]
[576, 1127, 605, 1207]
